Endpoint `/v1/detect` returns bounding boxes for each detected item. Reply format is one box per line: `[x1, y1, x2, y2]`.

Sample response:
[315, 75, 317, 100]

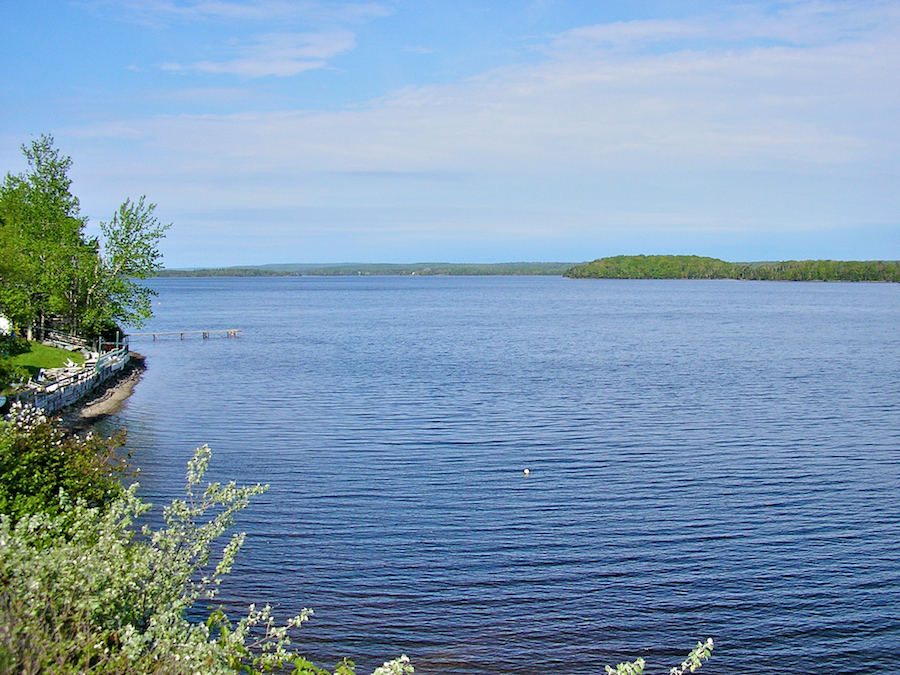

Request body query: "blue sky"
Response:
[1, 1, 898, 267]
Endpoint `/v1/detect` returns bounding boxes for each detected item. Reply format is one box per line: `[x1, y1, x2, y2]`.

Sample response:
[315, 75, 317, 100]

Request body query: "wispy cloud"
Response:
[159, 30, 356, 77]
[68, 1, 900, 262]
[80, 1, 900, 169]
[90, 0, 394, 25]
[550, 1, 900, 52]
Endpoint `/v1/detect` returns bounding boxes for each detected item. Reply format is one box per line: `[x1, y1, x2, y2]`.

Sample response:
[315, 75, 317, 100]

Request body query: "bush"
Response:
[0, 417, 414, 675]
[0, 403, 126, 522]
[0, 360, 28, 391]
[0, 336, 29, 390]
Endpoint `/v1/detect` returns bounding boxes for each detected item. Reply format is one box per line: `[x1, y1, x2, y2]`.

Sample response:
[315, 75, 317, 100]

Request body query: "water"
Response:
[107, 276, 900, 674]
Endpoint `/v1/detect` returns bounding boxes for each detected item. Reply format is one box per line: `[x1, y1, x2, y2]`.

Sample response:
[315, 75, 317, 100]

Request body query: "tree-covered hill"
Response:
[565, 255, 900, 281]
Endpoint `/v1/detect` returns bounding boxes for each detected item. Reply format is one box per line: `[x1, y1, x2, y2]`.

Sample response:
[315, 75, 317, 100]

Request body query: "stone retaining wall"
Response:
[14, 348, 130, 414]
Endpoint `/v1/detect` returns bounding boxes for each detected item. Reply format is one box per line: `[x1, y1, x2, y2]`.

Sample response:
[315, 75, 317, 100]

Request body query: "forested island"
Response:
[565, 255, 900, 281]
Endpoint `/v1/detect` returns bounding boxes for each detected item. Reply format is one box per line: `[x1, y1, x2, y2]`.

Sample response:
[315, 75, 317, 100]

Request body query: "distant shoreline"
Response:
[154, 262, 578, 277]
[155, 256, 900, 282]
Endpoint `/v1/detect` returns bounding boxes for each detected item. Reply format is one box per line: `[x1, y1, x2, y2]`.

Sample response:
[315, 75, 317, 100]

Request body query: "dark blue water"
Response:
[108, 276, 900, 675]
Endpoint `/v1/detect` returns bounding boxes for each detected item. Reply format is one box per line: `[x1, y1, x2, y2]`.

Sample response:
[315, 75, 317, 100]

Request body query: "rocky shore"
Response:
[58, 353, 146, 432]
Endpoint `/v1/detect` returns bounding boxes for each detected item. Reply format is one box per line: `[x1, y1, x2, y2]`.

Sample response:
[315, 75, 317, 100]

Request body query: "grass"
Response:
[4, 341, 85, 378]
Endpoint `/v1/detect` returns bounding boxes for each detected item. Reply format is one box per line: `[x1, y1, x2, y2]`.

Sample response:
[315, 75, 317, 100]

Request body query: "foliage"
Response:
[0, 135, 86, 334]
[604, 639, 714, 675]
[0, 403, 125, 522]
[0, 135, 170, 337]
[155, 262, 575, 277]
[669, 638, 715, 675]
[0, 337, 30, 390]
[0, 412, 413, 675]
[0, 335, 28, 359]
[155, 268, 297, 278]
[93, 197, 171, 329]
[566, 255, 736, 280]
[565, 254, 900, 281]
[0, 360, 29, 392]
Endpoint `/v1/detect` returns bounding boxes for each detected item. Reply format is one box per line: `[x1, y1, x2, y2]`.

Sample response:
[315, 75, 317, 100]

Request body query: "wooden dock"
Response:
[130, 329, 243, 341]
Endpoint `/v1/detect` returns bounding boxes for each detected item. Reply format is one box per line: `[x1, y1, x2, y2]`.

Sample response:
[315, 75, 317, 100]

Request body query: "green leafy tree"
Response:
[0, 135, 170, 337]
[0, 134, 89, 336]
[565, 254, 900, 281]
[92, 196, 171, 331]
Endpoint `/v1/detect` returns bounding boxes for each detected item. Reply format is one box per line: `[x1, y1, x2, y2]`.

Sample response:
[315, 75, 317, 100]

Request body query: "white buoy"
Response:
[523, 468, 530, 476]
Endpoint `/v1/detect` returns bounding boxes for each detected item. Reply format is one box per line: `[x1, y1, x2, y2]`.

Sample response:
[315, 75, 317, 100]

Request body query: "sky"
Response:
[1, 0, 899, 268]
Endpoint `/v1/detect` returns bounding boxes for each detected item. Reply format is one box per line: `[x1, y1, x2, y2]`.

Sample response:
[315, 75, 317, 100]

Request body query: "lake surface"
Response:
[107, 276, 900, 675]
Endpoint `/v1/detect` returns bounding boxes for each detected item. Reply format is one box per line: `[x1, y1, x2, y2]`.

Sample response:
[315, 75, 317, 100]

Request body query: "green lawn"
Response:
[4, 341, 85, 378]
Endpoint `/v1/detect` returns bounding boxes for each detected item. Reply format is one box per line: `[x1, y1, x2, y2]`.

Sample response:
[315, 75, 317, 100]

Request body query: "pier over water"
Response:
[130, 329, 243, 341]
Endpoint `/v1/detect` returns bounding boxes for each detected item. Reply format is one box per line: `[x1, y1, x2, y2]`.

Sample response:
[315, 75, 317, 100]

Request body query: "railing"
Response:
[12, 345, 130, 413]
[41, 328, 91, 351]
[94, 345, 129, 371]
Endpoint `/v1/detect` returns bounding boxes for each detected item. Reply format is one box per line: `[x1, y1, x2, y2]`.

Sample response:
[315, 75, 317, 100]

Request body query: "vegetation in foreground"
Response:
[565, 255, 900, 281]
[0, 404, 714, 675]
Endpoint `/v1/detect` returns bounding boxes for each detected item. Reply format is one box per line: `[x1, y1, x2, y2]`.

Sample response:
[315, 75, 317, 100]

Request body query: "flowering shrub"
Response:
[605, 639, 714, 675]
[0, 434, 413, 674]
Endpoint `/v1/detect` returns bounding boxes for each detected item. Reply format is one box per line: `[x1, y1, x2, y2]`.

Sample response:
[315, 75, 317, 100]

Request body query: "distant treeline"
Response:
[157, 257, 900, 281]
[155, 268, 300, 277]
[564, 255, 900, 281]
[156, 262, 576, 277]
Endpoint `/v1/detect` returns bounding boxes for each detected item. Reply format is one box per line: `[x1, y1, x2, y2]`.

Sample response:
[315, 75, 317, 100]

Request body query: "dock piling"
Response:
[131, 329, 243, 341]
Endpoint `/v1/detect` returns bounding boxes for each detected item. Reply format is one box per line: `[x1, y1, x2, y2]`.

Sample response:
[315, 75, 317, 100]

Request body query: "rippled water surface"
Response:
[109, 276, 900, 675]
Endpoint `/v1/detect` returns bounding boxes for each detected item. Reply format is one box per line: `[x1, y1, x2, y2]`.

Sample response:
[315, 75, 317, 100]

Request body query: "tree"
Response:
[93, 196, 171, 330]
[0, 135, 170, 337]
[0, 134, 90, 337]
[0, 204, 37, 333]
[0, 134, 92, 337]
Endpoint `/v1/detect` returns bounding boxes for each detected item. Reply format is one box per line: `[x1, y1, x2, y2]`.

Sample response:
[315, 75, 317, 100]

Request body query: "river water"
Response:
[106, 276, 900, 675]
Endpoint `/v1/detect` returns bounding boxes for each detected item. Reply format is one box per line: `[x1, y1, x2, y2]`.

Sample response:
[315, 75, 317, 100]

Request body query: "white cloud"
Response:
[550, 1, 900, 52]
[68, 0, 900, 260]
[159, 30, 356, 77]
[92, 0, 394, 24]
[83, 26, 896, 185]
[110, 2, 891, 173]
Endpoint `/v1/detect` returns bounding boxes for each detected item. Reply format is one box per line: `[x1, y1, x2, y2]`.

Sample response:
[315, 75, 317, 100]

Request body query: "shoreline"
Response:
[58, 353, 146, 432]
